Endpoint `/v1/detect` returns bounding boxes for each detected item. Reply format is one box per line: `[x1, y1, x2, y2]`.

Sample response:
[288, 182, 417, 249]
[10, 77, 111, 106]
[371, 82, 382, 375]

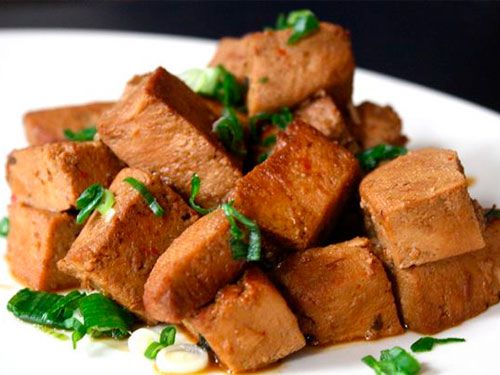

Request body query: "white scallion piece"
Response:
[155, 343, 208, 374]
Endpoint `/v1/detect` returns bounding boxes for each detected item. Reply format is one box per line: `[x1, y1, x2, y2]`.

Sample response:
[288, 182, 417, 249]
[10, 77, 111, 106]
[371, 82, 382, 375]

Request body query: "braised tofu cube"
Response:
[7, 203, 80, 291]
[295, 94, 358, 152]
[7, 141, 122, 212]
[58, 168, 198, 320]
[392, 250, 498, 334]
[484, 217, 500, 295]
[360, 148, 485, 268]
[232, 120, 360, 250]
[23, 102, 114, 146]
[144, 208, 244, 323]
[185, 268, 305, 372]
[275, 238, 403, 345]
[98, 67, 242, 208]
[245, 23, 355, 114]
[209, 37, 249, 81]
[351, 101, 407, 149]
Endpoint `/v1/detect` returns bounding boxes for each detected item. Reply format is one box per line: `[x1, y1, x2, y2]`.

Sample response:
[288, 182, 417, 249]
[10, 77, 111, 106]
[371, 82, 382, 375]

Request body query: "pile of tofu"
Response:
[5, 20, 500, 373]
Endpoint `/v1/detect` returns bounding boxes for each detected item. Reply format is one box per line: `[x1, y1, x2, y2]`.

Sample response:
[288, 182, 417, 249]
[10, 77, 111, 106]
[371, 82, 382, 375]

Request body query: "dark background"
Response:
[1, 1, 499, 112]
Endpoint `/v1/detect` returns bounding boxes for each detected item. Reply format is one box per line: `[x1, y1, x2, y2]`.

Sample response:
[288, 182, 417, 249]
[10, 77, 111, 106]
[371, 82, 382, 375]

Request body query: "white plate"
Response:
[0, 30, 499, 375]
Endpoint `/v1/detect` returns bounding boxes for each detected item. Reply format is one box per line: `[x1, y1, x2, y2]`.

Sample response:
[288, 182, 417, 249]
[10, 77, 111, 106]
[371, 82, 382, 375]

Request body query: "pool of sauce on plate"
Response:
[466, 176, 476, 187]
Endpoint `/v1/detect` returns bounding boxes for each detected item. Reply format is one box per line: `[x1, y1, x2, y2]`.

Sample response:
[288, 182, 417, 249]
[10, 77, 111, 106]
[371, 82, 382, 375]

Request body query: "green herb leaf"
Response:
[189, 174, 214, 215]
[362, 346, 421, 375]
[286, 10, 320, 45]
[123, 177, 165, 217]
[275, 13, 288, 30]
[411, 336, 465, 353]
[249, 107, 293, 145]
[0, 216, 9, 237]
[261, 134, 277, 147]
[257, 153, 269, 164]
[221, 201, 261, 261]
[180, 65, 245, 107]
[357, 144, 408, 171]
[271, 107, 293, 129]
[96, 189, 115, 215]
[160, 326, 176, 346]
[258, 76, 269, 84]
[64, 127, 97, 142]
[213, 107, 247, 156]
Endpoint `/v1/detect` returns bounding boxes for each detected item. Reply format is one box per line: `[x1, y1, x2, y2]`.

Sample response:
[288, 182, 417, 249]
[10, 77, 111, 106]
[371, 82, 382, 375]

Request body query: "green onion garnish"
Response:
[485, 205, 500, 220]
[123, 177, 164, 217]
[180, 65, 245, 107]
[0, 216, 9, 237]
[357, 144, 408, 171]
[272, 10, 320, 45]
[221, 201, 261, 261]
[144, 326, 177, 360]
[256, 153, 268, 164]
[7, 289, 135, 349]
[258, 76, 269, 84]
[411, 336, 465, 353]
[64, 127, 97, 142]
[213, 107, 247, 157]
[249, 107, 293, 144]
[189, 173, 214, 215]
[362, 346, 421, 375]
[261, 134, 277, 147]
[75, 184, 115, 224]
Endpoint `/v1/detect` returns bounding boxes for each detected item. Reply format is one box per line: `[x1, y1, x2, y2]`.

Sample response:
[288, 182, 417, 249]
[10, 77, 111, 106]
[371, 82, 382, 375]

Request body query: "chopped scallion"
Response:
[261, 134, 277, 147]
[357, 144, 408, 171]
[485, 205, 500, 220]
[0, 216, 9, 237]
[271, 10, 320, 45]
[144, 325, 177, 359]
[64, 127, 97, 142]
[410, 336, 465, 353]
[257, 153, 269, 164]
[362, 346, 421, 375]
[75, 184, 115, 224]
[123, 177, 165, 217]
[189, 174, 214, 215]
[213, 107, 247, 156]
[221, 201, 261, 261]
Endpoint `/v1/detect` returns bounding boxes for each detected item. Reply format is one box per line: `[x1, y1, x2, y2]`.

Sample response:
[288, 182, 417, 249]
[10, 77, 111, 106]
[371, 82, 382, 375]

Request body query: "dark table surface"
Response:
[1, 1, 499, 112]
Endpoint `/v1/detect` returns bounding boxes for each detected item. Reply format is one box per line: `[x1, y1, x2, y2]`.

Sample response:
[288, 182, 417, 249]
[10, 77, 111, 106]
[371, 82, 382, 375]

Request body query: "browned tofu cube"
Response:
[98, 67, 242, 208]
[360, 148, 485, 268]
[209, 37, 249, 81]
[7, 203, 80, 291]
[295, 94, 358, 153]
[232, 120, 360, 250]
[185, 268, 305, 372]
[144, 208, 244, 323]
[351, 101, 407, 149]
[23, 102, 114, 146]
[58, 168, 198, 320]
[275, 238, 403, 345]
[7, 141, 122, 212]
[392, 250, 498, 334]
[144, 121, 359, 323]
[484, 217, 500, 295]
[245, 23, 355, 115]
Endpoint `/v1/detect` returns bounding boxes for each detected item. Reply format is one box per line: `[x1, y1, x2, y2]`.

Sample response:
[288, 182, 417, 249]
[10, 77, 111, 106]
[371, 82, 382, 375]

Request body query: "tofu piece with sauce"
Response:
[360, 148, 485, 268]
[6, 141, 122, 212]
[209, 37, 249, 81]
[97, 67, 242, 208]
[350, 101, 407, 150]
[274, 237, 403, 345]
[7, 203, 80, 291]
[484, 217, 500, 295]
[184, 268, 305, 373]
[144, 208, 245, 323]
[144, 120, 359, 323]
[58, 168, 198, 320]
[245, 23, 355, 115]
[23, 102, 114, 146]
[391, 249, 498, 334]
[232, 120, 360, 250]
[295, 93, 358, 153]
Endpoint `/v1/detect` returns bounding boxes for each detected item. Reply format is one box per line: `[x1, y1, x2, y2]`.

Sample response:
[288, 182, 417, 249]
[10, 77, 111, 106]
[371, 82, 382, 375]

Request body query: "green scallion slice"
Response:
[213, 107, 247, 156]
[221, 201, 261, 261]
[286, 10, 320, 45]
[179, 68, 220, 96]
[411, 336, 465, 353]
[189, 173, 213, 215]
[144, 325, 177, 359]
[64, 127, 97, 142]
[76, 184, 105, 224]
[363, 346, 421, 375]
[485, 205, 500, 220]
[96, 189, 115, 215]
[0, 216, 9, 237]
[357, 144, 408, 171]
[123, 177, 165, 217]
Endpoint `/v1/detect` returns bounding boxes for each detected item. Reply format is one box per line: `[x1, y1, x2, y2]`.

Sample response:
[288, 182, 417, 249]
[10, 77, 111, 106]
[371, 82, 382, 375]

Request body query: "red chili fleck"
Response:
[302, 158, 312, 172]
[277, 47, 288, 57]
